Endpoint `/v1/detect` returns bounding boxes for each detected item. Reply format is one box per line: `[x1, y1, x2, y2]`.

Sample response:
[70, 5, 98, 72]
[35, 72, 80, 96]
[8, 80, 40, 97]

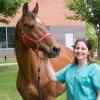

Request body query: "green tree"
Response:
[86, 24, 98, 52]
[0, 0, 29, 23]
[65, 0, 100, 58]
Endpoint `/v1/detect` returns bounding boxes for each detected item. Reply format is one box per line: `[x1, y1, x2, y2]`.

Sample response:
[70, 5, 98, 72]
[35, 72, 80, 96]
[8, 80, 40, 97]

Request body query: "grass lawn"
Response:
[0, 57, 17, 64]
[0, 65, 22, 100]
[0, 57, 99, 100]
[0, 64, 66, 100]
[96, 60, 100, 64]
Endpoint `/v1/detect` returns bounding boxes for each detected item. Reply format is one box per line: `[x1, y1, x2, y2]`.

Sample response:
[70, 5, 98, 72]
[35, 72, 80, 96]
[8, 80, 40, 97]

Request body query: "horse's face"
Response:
[19, 2, 60, 58]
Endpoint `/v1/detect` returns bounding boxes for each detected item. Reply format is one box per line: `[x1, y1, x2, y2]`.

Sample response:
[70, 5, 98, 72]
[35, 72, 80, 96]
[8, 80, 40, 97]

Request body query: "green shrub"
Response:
[85, 24, 98, 52]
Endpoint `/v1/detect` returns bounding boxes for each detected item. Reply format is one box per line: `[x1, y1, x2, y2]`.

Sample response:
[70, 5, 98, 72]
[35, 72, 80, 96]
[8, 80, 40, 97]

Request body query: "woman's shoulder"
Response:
[89, 63, 100, 76]
[89, 63, 100, 69]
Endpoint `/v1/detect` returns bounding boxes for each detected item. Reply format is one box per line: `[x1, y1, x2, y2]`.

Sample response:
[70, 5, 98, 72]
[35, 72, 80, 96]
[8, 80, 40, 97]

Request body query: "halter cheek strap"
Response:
[21, 31, 51, 57]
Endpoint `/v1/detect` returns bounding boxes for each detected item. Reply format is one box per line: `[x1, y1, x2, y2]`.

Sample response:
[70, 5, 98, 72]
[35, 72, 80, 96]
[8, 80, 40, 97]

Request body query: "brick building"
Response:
[0, 0, 85, 49]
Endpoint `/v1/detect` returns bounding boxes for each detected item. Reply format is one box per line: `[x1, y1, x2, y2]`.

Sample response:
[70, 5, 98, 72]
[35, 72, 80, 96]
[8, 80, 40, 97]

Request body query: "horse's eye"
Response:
[28, 24, 34, 28]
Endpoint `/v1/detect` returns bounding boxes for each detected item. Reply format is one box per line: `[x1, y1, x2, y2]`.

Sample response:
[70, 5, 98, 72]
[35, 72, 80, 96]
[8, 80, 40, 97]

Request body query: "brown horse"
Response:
[15, 2, 74, 100]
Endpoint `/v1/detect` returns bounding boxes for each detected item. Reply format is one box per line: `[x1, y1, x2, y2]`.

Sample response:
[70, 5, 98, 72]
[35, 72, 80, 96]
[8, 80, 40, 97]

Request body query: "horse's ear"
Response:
[32, 2, 38, 15]
[22, 2, 28, 16]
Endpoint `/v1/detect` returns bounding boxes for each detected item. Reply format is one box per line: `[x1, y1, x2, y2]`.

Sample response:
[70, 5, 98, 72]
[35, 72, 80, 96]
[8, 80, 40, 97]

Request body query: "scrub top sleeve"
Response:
[55, 64, 71, 83]
[90, 64, 100, 89]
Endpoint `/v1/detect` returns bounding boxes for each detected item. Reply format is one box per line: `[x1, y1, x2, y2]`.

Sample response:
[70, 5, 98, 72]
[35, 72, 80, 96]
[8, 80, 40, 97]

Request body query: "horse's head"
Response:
[16, 2, 60, 58]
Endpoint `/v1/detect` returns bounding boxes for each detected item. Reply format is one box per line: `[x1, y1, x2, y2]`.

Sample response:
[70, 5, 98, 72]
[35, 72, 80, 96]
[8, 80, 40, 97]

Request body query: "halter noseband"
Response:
[22, 31, 50, 44]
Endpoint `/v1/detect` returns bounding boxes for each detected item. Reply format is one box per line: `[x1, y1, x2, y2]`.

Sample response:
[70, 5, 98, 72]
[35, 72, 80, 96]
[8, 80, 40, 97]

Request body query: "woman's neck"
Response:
[78, 59, 88, 68]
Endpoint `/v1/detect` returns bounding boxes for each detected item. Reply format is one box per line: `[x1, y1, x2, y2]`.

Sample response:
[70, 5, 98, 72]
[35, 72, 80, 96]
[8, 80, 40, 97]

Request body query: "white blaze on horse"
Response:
[15, 2, 74, 100]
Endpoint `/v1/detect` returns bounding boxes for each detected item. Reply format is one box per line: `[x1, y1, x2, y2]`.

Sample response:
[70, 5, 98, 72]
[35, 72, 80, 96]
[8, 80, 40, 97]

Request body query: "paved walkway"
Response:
[0, 62, 17, 67]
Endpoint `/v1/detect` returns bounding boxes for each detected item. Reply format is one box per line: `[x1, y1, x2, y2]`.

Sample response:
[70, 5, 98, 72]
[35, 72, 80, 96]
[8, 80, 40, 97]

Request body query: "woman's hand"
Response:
[97, 89, 100, 100]
[44, 55, 48, 65]
[44, 56, 57, 82]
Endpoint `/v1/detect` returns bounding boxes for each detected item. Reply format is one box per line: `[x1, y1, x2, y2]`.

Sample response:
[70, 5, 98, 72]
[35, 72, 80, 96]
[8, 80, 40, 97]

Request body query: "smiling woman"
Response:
[44, 38, 100, 100]
[73, 38, 95, 65]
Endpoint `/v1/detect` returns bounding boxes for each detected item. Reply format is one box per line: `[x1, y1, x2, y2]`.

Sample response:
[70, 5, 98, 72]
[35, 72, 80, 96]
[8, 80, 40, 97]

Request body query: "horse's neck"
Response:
[15, 39, 39, 80]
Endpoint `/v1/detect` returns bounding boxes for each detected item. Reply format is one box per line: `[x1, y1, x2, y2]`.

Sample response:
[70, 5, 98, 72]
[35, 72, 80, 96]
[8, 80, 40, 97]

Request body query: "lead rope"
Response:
[37, 58, 43, 100]
[36, 43, 44, 100]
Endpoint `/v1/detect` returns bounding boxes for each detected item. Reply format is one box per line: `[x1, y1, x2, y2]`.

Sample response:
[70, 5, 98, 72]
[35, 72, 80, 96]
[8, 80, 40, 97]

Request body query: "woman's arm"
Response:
[97, 89, 100, 100]
[44, 58, 57, 82]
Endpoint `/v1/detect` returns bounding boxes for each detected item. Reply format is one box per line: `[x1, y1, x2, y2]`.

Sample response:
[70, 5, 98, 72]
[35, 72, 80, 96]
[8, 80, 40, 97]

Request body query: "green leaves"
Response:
[0, 0, 29, 23]
[66, 0, 100, 26]
[0, 0, 28, 16]
[66, 0, 100, 56]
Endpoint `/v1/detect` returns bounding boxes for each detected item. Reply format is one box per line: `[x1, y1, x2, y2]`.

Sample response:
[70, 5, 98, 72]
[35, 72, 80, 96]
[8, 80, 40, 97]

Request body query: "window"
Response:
[7, 27, 15, 48]
[0, 26, 15, 49]
[0, 27, 6, 48]
[65, 33, 74, 49]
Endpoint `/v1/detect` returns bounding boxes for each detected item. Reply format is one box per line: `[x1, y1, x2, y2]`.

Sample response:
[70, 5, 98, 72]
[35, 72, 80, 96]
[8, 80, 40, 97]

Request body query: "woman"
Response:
[44, 38, 100, 100]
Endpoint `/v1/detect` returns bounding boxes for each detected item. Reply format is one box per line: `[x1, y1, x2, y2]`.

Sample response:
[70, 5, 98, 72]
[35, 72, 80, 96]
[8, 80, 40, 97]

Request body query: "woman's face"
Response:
[74, 41, 90, 61]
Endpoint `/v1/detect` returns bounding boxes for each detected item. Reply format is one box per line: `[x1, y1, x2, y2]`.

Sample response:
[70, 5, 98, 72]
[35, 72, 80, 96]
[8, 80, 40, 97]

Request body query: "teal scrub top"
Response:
[55, 63, 100, 100]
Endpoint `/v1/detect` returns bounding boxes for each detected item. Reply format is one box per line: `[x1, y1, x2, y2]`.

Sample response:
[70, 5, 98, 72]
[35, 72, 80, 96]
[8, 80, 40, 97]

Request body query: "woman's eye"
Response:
[75, 47, 79, 50]
[75, 47, 86, 51]
[81, 47, 86, 50]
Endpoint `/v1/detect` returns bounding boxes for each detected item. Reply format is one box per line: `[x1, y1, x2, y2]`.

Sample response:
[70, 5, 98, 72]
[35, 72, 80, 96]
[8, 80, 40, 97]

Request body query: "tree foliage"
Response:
[66, 0, 100, 26]
[86, 24, 98, 52]
[0, 0, 29, 23]
[66, 0, 100, 57]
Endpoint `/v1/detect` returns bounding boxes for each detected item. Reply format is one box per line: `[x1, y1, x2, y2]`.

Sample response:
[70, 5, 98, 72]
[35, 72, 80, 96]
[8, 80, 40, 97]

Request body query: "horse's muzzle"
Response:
[47, 46, 61, 58]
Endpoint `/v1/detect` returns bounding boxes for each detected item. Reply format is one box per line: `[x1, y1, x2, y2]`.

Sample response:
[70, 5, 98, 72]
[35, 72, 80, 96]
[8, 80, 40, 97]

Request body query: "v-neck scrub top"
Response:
[55, 63, 100, 100]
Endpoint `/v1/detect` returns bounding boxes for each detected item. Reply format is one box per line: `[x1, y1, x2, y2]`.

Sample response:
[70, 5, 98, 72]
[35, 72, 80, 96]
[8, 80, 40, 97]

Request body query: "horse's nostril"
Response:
[52, 47, 58, 53]
[51, 46, 60, 55]
[47, 46, 60, 58]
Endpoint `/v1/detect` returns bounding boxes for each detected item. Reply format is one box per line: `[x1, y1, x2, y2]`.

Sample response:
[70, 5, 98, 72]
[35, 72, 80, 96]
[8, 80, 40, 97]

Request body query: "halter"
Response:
[21, 29, 50, 100]
[22, 31, 50, 44]
[21, 30, 50, 56]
